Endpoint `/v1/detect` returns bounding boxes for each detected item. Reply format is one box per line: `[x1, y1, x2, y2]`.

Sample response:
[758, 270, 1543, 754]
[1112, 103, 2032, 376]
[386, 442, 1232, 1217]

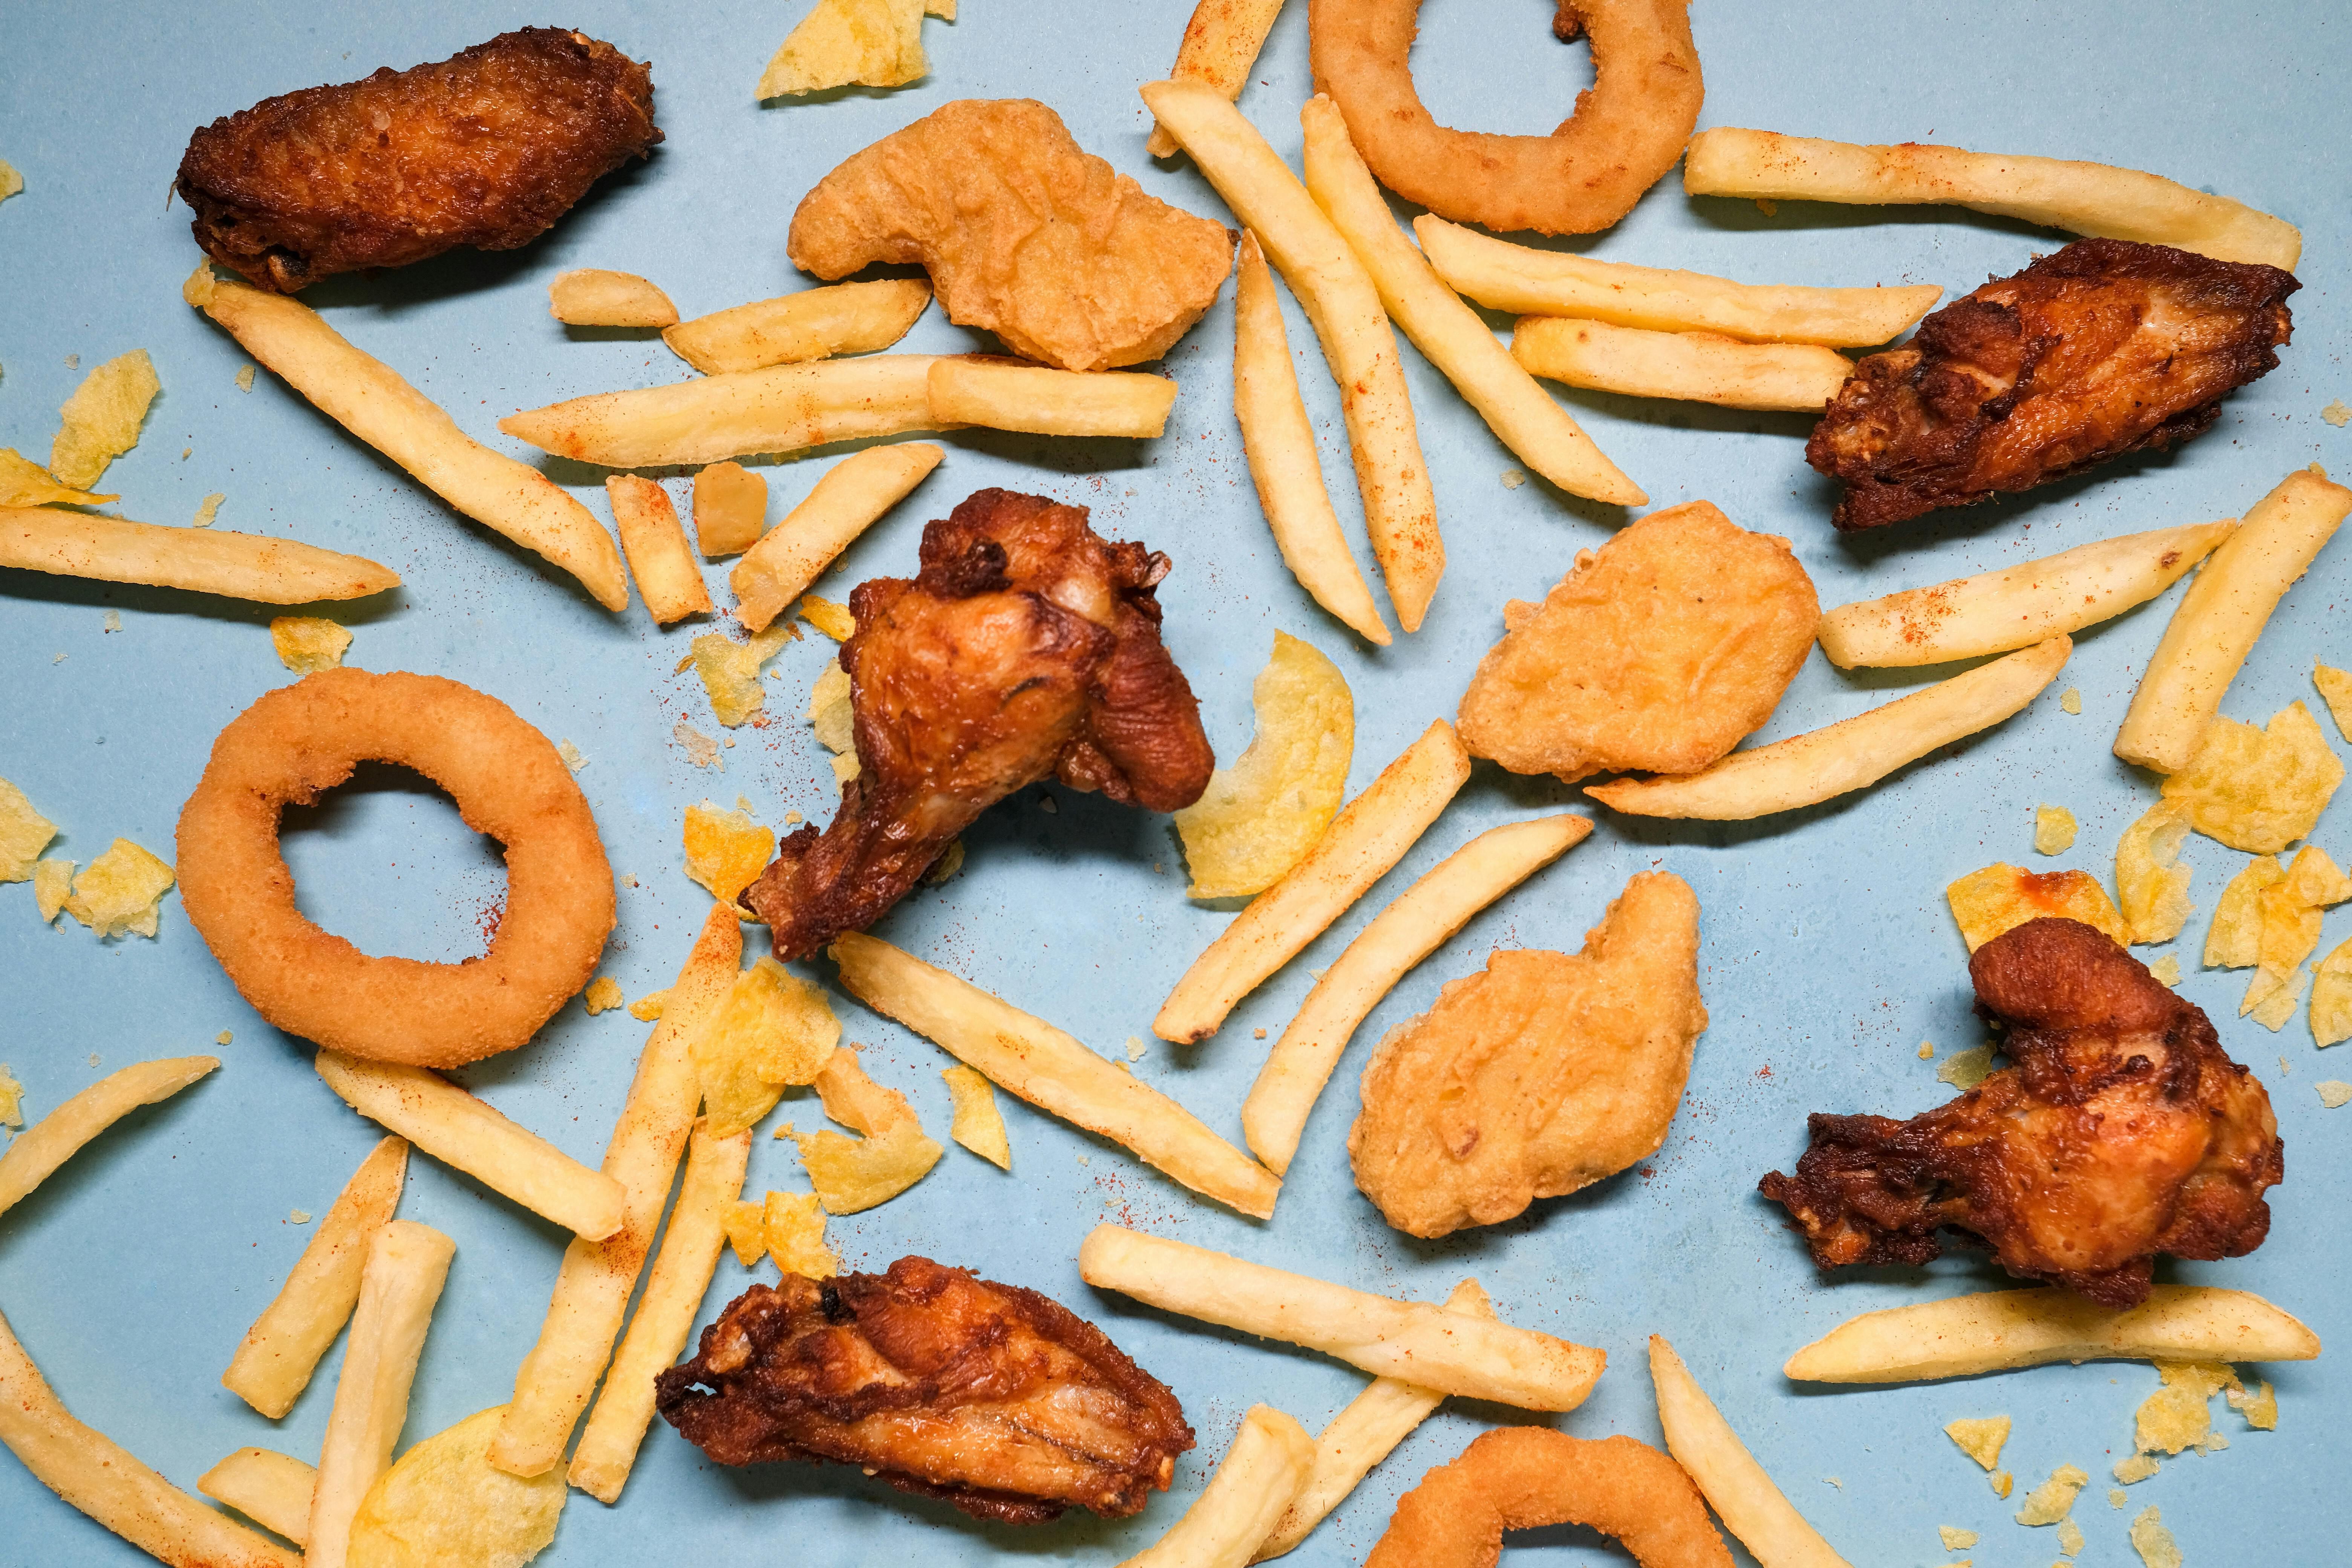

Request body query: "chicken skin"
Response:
[1760, 918, 2282, 1308]
[746, 488, 1213, 960]
[655, 1257, 1194, 1524]
[1808, 239, 2295, 530]
[176, 28, 660, 293]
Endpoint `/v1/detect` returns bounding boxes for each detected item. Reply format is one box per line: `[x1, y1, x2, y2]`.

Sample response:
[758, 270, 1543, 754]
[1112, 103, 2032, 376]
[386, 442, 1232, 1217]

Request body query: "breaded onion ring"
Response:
[177, 669, 615, 1068]
[1308, 0, 1703, 235]
[1364, 1429, 1732, 1568]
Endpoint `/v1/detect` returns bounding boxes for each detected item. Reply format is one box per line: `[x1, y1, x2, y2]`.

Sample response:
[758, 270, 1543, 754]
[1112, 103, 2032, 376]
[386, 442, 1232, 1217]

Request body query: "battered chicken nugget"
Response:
[1348, 872, 1705, 1238]
[1456, 502, 1817, 782]
[787, 100, 1233, 372]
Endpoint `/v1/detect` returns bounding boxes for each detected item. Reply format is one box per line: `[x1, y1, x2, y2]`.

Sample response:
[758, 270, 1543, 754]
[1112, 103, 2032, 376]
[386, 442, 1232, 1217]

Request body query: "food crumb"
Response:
[88, 1054, 100, 1067]
[1125, 1035, 1145, 1061]
[236, 364, 256, 392]
[2034, 804, 2077, 855]
[215, 1030, 232, 1046]
[2127, 1505, 2182, 1568]
[1500, 468, 1527, 489]
[2226, 1378, 2277, 1429]
[2323, 400, 2352, 427]
[288, 1208, 311, 1224]
[1937, 1044, 1995, 1090]
[0, 1065, 23, 1129]
[557, 740, 587, 772]
[2058, 1516, 2084, 1557]
[2112, 1452, 2159, 1484]
[2315, 1080, 2352, 1108]
[1254, 1027, 1268, 1039]
[1919, 1040, 1935, 1059]
[1753, 197, 1778, 215]
[270, 616, 350, 674]
[2149, 953, 2181, 986]
[2060, 687, 2082, 714]
[784, 811, 803, 825]
[674, 719, 723, 769]
[1075, 1154, 1089, 1166]
[1944, 1415, 2009, 1470]
[1990, 1469, 2012, 1498]
[2015, 1462, 2089, 1525]
[0, 159, 19, 202]
[1039, 793, 1058, 814]
[1939, 1525, 1977, 1550]
[192, 492, 225, 528]
[584, 977, 624, 1015]
[1824, 1476, 1841, 1488]
[629, 989, 668, 1022]
[103, 609, 121, 632]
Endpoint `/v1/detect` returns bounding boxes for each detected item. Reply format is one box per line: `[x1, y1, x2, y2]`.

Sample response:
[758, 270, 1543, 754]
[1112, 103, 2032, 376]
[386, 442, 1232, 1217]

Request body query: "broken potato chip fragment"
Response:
[583, 977, 623, 1015]
[2313, 937, 2352, 1047]
[2238, 844, 2351, 1024]
[691, 958, 840, 1135]
[345, 1404, 565, 1568]
[0, 447, 118, 507]
[1173, 631, 1354, 898]
[50, 349, 160, 489]
[1944, 1414, 2010, 1471]
[940, 1064, 1010, 1168]
[0, 777, 56, 881]
[2159, 701, 2343, 853]
[2205, 854, 2283, 968]
[270, 616, 351, 674]
[2015, 1462, 2089, 1526]
[32, 859, 73, 923]
[689, 623, 793, 727]
[2133, 1361, 2237, 1458]
[628, 989, 667, 1022]
[2034, 804, 2077, 855]
[757, 0, 925, 98]
[807, 661, 854, 756]
[798, 596, 854, 641]
[1946, 864, 2129, 952]
[793, 1053, 943, 1213]
[761, 1190, 836, 1279]
[2116, 804, 2194, 943]
[683, 799, 774, 905]
[63, 838, 175, 938]
[2315, 661, 2352, 740]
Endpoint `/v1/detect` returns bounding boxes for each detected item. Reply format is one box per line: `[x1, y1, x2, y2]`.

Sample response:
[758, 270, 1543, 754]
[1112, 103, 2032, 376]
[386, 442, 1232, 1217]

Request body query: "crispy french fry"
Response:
[692, 461, 768, 556]
[831, 934, 1280, 1218]
[500, 355, 944, 469]
[605, 476, 713, 625]
[1820, 521, 2236, 668]
[2115, 469, 2352, 772]
[191, 272, 627, 611]
[0, 1308, 300, 1568]
[926, 357, 1178, 438]
[730, 443, 943, 632]
[1141, 78, 1442, 632]
[1587, 637, 2070, 821]
[1784, 1285, 2321, 1384]
[1513, 316, 1853, 411]
[222, 1136, 408, 1419]
[1119, 1404, 1315, 1568]
[0, 1055, 217, 1220]
[1242, 816, 1588, 1174]
[1145, 0, 1286, 159]
[1683, 127, 2301, 271]
[0, 507, 398, 603]
[568, 1118, 754, 1504]
[1156, 720, 1472, 1044]
[1414, 215, 1941, 347]
[198, 1449, 316, 1547]
[1651, 1335, 1852, 1568]
[664, 279, 932, 376]
[314, 1051, 626, 1241]
[1301, 98, 1643, 506]
[491, 905, 741, 1479]
[1080, 1226, 1603, 1411]
[549, 269, 678, 328]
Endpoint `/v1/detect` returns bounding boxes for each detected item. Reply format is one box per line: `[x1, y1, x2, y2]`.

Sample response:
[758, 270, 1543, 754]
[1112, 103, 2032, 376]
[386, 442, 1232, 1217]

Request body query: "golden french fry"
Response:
[1683, 127, 2301, 271]
[314, 1052, 626, 1241]
[1243, 816, 1589, 1174]
[926, 357, 1178, 438]
[549, 269, 678, 328]
[1141, 78, 1441, 632]
[198, 1449, 316, 1547]
[1513, 316, 1853, 411]
[0, 1055, 217, 1220]
[222, 1136, 408, 1419]
[664, 279, 932, 376]
[192, 272, 627, 611]
[500, 355, 944, 469]
[730, 443, 943, 632]
[692, 461, 768, 556]
[1651, 1335, 1852, 1568]
[1145, 0, 1286, 159]
[1302, 98, 1644, 506]
[1119, 1404, 1315, 1568]
[0, 507, 398, 603]
[2115, 469, 2352, 772]
[1080, 1226, 1603, 1411]
[1820, 521, 2235, 668]
[1588, 637, 2070, 821]
[605, 476, 712, 625]
[831, 934, 1280, 1218]
[1157, 720, 1472, 1044]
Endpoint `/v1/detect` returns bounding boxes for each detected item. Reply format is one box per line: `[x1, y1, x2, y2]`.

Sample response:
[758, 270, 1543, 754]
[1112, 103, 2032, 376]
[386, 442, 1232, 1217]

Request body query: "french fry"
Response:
[692, 461, 768, 556]
[197, 1449, 316, 1547]
[1080, 1226, 1604, 1411]
[0, 507, 398, 604]
[1141, 78, 1442, 632]
[730, 443, 944, 632]
[1650, 1335, 1852, 1568]
[1587, 637, 2070, 820]
[1119, 1404, 1316, 1568]
[500, 355, 944, 469]
[831, 933, 1281, 1218]
[2115, 469, 2352, 772]
[664, 279, 932, 376]
[1242, 815, 1589, 1174]
[1414, 215, 1942, 347]
[1145, 0, 1286, 159]
[190, 271, 628, 611]
[548, 269, 678, 328]
[926, 357, 1178, 438]
[1820, 521, 2236, 669]
[1513, 316, 1853, 411]
[304, 1220, 455, 1568]
[1301, 97, 1645, 506]
[1156, 720, 1472, 1044]
[491, 905, 741, 1479]
[605, 476, 713, 625]
[1682, 127, 2302, 271]
[0, 1055, 217, 1220]
[569, 1118, 754, 1504]
[222, 1136, 408, 1419]
[0, 1308, 300, 1568]
[314, 1051, 626, 1241]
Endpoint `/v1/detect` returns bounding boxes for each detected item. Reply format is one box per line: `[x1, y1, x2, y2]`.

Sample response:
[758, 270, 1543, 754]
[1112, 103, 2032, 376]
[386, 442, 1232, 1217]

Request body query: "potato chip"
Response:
[756, 0, 925, 98]
[1988, 1469, 2011, 1498]
[2246, 964, 2308, 1031]
[1946, 864, 2130, 953]
[2112, 1452, 2159, 1484]
[0, 777, 56, 881]
[2115, 805, 2194, 944]
[2206, 854, 2284, 968]
[1939, 1525, 1977, 1549]
[751, 965, 841, 1087]
[2059, 1516, 2085, 1556]
[830, 752, 861, 786]
[793, 1117, 942, 1214]
[63, 838, 174, 938]
[1174, 632, 1353, 898]
[813, 1049, 911, 1136]
[31, 858, 72, 923]
[192, 492, 225, 528]
[798, 596, 856, 641]
[941, 1064, 1011, 1168]
[2149, 954, 2182, 986]
[270, 616, 351, 675]
[2159, 702, 2343, 853]
[2318, 1080, 2352, 1108]
[760, 1190, 837, 1279]
[0, 447, 117, 507]
[583, 977, 623, 1015]
[691, 958, 839, 1136]
[2226, 1379, 2278, 1430]
[2034, 804, 2077, 855]
[924, 839, 965, 885]
[627, 989, 668, 1023]
[808, 662, 854, 755]
[0, 1065, 23, 1129]
[2312, 937, 2352, 1047]
[345, 1405, 564, 1568]
[682, 799, 773, 905]
[2133, 1361, 2237, 1458]
[1944, 1415, 2010, 1471]
[689, 623, 793, 728]
[2128, 1506, 2182, 1568]
[50, 349, 159, 490]
[1936, 1044, 1997, 1091]
[2061, 687, 2082, 714]
[723, 1199, 767, 1267]
[2315, 662, 2352, 740]
[2015, 1462, 2089, 1526]
[2240, 845, 2350, 1020]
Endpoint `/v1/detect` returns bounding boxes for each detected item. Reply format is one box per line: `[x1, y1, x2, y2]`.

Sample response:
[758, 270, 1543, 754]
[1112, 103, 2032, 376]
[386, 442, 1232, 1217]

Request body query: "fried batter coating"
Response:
[787, 100, 1233, 371]
[1349, 872, 1706, 1238]
[1808, 239, 2295, 531]
[1760, 918, 2282, 1307]
[655, 1257, 1194, 1524]
[1456, 501, 1817, 783]
[177, 28, 660, 293]
[746, 489, 1213, 960]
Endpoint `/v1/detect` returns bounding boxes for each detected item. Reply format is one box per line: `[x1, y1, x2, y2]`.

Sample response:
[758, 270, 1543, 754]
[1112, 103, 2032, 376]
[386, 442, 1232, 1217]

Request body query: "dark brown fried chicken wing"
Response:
[655, 1257, 1194, 1524]
[1760, 918, 2282, 1307]
[1808, 239, 2295, 530]
[747, 488, 1213, 961]
[177, 27, 660, 293]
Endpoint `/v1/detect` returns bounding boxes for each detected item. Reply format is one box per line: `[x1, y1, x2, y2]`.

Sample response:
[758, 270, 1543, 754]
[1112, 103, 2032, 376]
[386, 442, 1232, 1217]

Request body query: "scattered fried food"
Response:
[1649, 1336, 1847, 1568]
[2116, 805, 2194, 943]
[549, 268, 677, 328]
[607, 476, 713, 625]
[665, 279, 932, 377]
[941, 1064, 1010, 1168]
[926, 356, 1178, 438]
[269, 616, 351, 674]
[1, 506, 400, 604]
[1146, 0, 1286, 159]
[1122, 1404, 1314, 1568]
[689, 957, 840, 1136]
[683, 799, 775, 905]
[60, 838, 175, 939]
[347, 1406, 565, 1568]
[757, 0, 925, 97]
[1176, 632, 1353, 898]
[50, 349, 159, 490]
[0, 777, 56, 882]
[759, 1190, 836, 1278]
[1515, 317, 1854, 410]
[2133, 1361, 2237, 1457]
[2159, 701, 2342, 852]
[730, 443, 944, 634]
[197, 1449, 314, 1547]
[691, 462, 767, 556]
[2315, 661, 2352, 738]
[0, 447, 117, 507]
[2128, 1504, 2184, 1568]
[2015, 1462, 2090, 1526]
[1947, 864, 2130, 952]
[0, 1056, 217, 1221]
[799, 594, 856, 641]
[501, 355, 945, 469]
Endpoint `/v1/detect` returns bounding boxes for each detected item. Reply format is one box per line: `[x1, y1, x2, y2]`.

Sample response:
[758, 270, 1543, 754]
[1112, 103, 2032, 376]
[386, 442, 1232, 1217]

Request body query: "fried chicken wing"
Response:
[1760, 917, 2282, 1307]
[746, 488, 1213, 960]
[655, 1257, 1194, 1524]
[1808, 239, 2295, 531]
[177, 28, 660, 293]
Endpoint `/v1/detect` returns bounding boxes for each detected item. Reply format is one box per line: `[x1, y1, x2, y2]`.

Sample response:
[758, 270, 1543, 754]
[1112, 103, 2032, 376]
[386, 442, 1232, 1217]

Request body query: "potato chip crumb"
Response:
[2316, 1080, 2352, 1109]
[557, 740, 588, 773]
[1919, 1040, 1936, 1059]
[1939, 1525, 1978, 1549]
[2128, 1505, 2182, 1568]
[808, 662, 854, 754]
[784, 811, 803, 826]
[32, 859, 73, 923]
[2015, 1463, 2089, 1526]
[794, 1117, 942, 1214]
[583, 977, 624, 1015]
[723, 1199, 767, 1267]
[762, 1190, 836, 1278]
[923, 839, 965, 885]
[2116, 805, 2194, 944]
[0, 1066, 23, 1130]
[1753, 197, 1778, 216]
[288, 1208, 311, 1224]
[692, 958, 839, 1135]
[0, 159, 20, 202]
[1125, 1035, 1147, 1062]
[797, 596, 856, 640]
[1944, 1415, 2010, 1470]
[2324, 400, 2352, 428]
[215, 1030, 232, 1046]
[2149, 953, 2181, 986]
[268, 616, 350, 674]
[2058, 1516, 2084, 1557]
[2225, 1378, 2278, 1429]
[2309, 936, 2352, 1046]
[181, 262, 215, 308]
[1174, 632, 1354, 898]
[2133, 1362, 2237, 1457]
[1947, 864, 2130, 952]
[757, 0, 928, 98]
[2060, 687, 2082, 715]
[628, 989, 668, 1022]
[191, 492, 224, 528]
[690, 624, 794, 727]
[1254, 1027, 1268, 1039]
[51, 349, 161, 489]
[1937, 1044, 1996, 1091]
[1989, 1469, 2012, 1498]
[1500, 468, 1527, 489]
[2315, 663, 2352, 740]
[2112, 1452, 2160, 1484]
[2109, 1488, 2127, 1508]
[103, 609, 121, 633]
[63, 839, 175, 939]
[2207, 854, 2285, 968]
[0, 778, 57, 882]
[830, 752, 861, 786]
[2034, 805, 2077, 855]
[235, 364, 255, 392]
[941, 1065, 1011, 1169]
[0, 447, 118, 507]
[673, 718, 723, 770]
[2161, 702, 2343, 854]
